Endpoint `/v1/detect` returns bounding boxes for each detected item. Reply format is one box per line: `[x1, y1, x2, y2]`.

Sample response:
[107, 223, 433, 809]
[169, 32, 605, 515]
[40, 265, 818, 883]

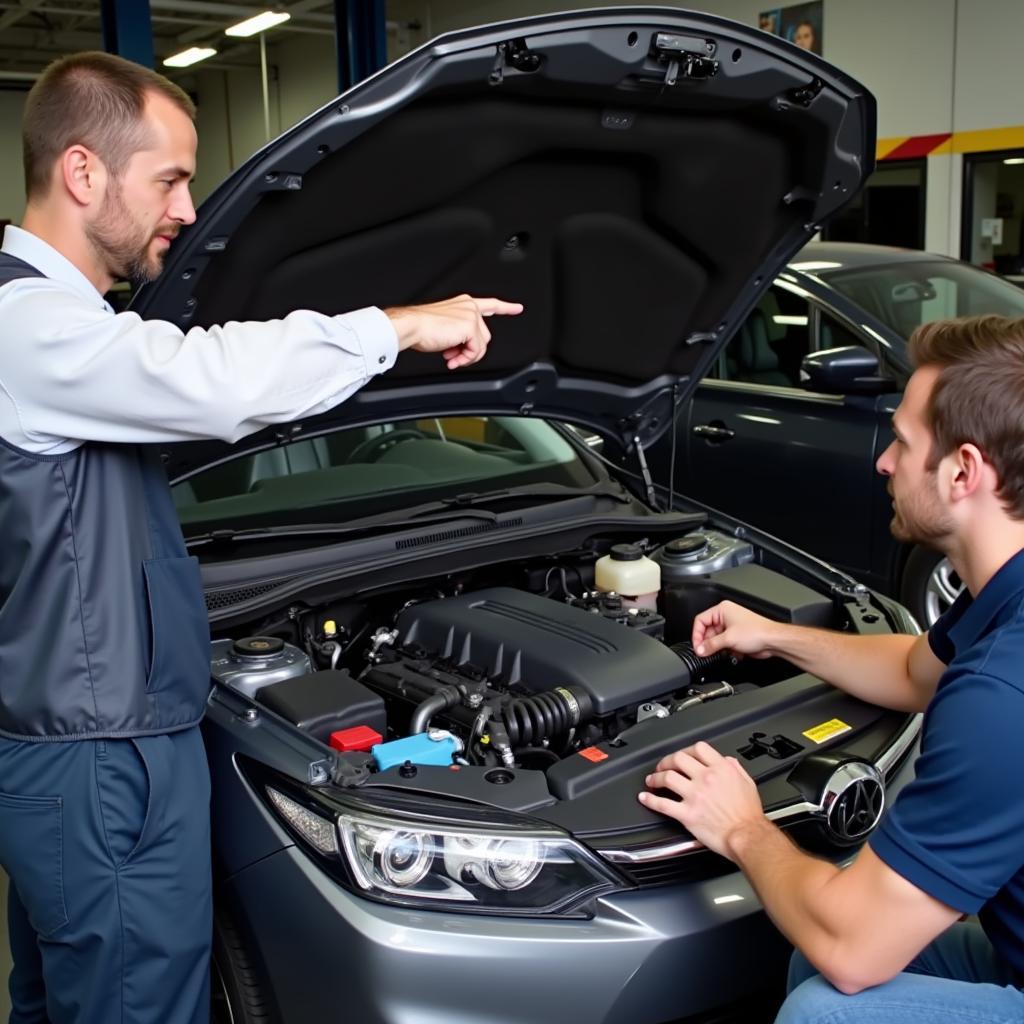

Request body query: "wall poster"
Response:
[758, 2, 824, 56]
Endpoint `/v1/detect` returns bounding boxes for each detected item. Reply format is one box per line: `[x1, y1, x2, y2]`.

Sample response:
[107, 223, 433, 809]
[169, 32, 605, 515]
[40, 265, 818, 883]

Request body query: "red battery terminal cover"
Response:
[329, 725, 383, 753]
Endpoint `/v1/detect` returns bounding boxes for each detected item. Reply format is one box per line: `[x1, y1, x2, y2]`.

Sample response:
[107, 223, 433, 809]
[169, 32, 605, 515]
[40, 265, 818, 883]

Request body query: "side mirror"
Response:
[800, 345, 897, 396]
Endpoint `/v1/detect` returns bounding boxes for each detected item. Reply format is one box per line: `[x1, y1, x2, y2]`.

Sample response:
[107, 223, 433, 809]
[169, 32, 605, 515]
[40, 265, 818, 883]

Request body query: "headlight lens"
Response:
[338, 808, 620, 914]
[363, 827, 433, 888]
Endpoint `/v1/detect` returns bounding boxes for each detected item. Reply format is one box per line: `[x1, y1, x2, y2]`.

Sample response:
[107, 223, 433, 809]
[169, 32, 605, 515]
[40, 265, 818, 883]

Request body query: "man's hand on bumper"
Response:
[638, 740, 767, 860]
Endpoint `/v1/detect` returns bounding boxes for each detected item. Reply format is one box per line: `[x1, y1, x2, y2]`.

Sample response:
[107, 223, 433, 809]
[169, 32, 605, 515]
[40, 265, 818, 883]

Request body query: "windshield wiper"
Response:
[184, 483, 630, 549]
[424, 483, 630, 514]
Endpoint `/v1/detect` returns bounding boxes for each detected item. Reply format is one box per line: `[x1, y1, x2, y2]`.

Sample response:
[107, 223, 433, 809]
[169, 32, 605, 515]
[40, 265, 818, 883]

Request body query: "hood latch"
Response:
[652, 32, 719, 86]
[489, 38, 541, 86]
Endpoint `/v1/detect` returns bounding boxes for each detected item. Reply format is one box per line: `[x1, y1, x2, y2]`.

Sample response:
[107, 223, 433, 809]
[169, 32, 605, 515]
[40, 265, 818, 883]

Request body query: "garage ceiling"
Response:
[0, 0, 339, 81]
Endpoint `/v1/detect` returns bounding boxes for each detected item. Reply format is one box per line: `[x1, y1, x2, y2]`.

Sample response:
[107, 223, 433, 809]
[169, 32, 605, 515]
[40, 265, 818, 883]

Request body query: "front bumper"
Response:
[220, 724, 919, 1024]
[225, 846, 787, 1024]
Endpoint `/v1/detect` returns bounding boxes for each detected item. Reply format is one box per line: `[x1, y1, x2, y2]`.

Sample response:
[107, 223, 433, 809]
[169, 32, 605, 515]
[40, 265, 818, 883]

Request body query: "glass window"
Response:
[822, 160, 925, 250]
[822, 259, 1024, 341]
[720, 287, 810, 387]
[173, 416, 598, 531]
[817, 311, 865, 353]
[963, 151, 1024, 279]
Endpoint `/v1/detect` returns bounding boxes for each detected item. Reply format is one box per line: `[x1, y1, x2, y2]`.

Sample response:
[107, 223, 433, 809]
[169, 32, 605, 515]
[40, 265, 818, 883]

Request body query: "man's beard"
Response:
[85, 182, 169, 285]
[889, 472, 954, 546]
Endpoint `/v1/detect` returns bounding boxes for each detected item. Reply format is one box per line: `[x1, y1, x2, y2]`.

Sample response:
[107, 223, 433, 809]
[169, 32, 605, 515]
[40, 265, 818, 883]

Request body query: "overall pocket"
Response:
[143, 556, 212, 717]
[0, 791, 69, 936]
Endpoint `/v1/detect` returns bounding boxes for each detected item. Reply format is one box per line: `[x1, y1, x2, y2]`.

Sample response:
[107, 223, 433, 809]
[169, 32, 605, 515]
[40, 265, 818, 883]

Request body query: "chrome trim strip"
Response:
[875, 713, 922, 778]
[596, 715, 921, 865]
[601, 838, 702, 863]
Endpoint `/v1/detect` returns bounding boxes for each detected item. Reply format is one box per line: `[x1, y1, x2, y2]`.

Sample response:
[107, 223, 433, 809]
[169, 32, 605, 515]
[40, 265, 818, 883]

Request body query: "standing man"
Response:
[640, 315, 1024, 1023]
[0, 51, 521, 1024]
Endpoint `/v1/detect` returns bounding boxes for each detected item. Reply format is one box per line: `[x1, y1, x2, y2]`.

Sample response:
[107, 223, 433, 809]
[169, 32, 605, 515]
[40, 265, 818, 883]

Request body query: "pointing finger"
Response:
[473, 298, 524, 317]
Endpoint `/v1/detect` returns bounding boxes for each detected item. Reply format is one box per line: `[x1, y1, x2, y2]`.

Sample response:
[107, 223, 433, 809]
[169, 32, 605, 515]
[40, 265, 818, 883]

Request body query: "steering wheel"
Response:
[348, 428, 427, 464]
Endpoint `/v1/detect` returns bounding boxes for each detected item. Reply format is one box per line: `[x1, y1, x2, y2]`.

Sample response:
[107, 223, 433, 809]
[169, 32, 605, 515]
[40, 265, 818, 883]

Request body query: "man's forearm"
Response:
[728, 819, 851, 985]
[763, 625, 926, 711]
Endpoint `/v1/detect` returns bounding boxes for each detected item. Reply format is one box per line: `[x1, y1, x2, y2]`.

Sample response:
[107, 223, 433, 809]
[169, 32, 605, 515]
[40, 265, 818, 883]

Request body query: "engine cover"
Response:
[395, 587, 686, 714]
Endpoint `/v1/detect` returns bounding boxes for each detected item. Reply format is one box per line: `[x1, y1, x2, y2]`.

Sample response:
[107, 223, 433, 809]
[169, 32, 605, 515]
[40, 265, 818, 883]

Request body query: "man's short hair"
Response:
[23, 51, 196, 199]
[910, 315, 1024, 519]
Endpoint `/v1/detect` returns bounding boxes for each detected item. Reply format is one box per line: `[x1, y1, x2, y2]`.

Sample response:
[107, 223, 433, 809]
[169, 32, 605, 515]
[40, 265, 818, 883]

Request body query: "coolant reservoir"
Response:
[594, 543, 661, 610]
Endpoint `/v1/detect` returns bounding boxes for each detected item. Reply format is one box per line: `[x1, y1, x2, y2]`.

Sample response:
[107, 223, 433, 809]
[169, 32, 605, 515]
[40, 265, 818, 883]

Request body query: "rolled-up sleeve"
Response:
[0, 277, 398, 445]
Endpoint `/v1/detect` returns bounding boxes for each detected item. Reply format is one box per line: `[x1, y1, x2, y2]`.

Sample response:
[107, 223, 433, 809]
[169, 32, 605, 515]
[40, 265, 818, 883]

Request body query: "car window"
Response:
[172, 416, 599, 530]
[818, 311, 867, 353]
[823, 260, 1024, 340]
[718, 286, 810, 387]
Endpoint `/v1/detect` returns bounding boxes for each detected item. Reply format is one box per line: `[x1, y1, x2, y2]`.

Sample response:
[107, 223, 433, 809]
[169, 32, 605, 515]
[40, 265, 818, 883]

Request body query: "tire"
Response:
[899, 545, 963, 628]
[211, 906, 276, 1024]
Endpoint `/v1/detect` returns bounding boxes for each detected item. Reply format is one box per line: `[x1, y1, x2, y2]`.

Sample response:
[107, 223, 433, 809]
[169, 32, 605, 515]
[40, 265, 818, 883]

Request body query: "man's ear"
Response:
[61, 145, 107, 208]
[948, 443, 988, 503]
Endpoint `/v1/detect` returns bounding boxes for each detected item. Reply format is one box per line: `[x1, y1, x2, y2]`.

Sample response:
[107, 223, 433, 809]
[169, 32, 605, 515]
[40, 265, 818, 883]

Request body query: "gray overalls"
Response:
[0, 253, 213, 1023]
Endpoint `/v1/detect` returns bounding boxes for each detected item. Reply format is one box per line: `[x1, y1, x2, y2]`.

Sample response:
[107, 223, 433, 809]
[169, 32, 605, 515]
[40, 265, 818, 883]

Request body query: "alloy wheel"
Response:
[924, 556, 963, 627]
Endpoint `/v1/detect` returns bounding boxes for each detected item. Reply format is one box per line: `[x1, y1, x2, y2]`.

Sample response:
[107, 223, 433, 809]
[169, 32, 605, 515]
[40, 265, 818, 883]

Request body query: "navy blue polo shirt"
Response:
[870, 548, 1024, 975]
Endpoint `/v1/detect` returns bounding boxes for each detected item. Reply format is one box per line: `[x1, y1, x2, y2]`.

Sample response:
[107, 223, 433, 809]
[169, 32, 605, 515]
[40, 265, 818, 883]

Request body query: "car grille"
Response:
[619, 850, 733, 888]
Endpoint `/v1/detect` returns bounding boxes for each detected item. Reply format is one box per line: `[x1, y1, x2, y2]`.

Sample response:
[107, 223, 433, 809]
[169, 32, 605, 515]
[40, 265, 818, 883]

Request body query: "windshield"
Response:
[822, 260, 1024, 340]
[172, 416, 600, 533]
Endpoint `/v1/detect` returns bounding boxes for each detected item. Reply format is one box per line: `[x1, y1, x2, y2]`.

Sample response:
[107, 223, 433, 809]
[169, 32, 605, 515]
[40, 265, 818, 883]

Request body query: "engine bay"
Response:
[209, 528, 870, 805]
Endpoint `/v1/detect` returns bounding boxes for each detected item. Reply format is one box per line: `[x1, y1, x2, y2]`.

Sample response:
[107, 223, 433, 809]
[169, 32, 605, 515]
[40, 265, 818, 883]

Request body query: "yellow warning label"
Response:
[802, 718, 852, 744]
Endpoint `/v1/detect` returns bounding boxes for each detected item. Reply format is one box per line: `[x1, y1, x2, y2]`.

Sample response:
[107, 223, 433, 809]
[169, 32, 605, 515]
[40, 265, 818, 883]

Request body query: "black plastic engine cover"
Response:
[395, 587, 687, 714]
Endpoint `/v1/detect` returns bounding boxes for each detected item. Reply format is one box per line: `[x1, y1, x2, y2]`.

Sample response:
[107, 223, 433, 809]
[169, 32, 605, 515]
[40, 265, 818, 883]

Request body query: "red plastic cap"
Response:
[330, 725, 383, 753]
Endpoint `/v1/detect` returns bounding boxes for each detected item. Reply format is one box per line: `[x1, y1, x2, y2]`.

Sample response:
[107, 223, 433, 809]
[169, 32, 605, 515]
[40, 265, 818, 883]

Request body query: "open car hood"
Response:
[133, 6, 875, 477]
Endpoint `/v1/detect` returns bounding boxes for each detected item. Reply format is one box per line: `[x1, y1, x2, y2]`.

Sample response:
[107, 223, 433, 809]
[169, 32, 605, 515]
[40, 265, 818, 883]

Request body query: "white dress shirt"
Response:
[0, 226, 399, 455]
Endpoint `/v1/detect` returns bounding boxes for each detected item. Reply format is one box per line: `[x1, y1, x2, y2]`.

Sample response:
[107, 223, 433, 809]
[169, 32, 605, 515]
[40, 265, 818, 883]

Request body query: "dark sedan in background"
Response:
[652, 242, 1024, 626]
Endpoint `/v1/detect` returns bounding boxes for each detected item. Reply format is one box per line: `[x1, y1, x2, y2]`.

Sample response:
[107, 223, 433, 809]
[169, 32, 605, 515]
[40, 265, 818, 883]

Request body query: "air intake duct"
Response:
[670, 642, 735, 682]
[500, 687, 593, 747]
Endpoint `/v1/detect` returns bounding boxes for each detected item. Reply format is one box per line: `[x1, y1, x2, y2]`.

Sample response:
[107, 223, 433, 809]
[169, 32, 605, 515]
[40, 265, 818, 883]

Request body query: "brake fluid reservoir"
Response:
[594, 543, 661, 610]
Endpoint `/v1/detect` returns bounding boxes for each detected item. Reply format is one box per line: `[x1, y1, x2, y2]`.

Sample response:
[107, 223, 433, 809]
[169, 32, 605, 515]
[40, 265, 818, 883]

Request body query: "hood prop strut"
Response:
[633, 435, 659, 510]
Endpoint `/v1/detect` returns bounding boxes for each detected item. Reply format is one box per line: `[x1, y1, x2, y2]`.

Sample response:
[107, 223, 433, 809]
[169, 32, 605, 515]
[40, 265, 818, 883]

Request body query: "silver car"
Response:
[134, 9, 919, 1023]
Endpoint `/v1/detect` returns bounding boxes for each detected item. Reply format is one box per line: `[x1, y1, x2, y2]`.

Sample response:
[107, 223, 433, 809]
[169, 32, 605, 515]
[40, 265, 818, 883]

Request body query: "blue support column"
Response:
[100, 0, 155, 68]
[334, 0, 386, 93]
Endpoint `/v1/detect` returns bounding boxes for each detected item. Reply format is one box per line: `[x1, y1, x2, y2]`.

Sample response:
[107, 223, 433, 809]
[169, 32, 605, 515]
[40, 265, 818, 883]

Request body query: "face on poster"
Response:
[759, 1, 823, 55]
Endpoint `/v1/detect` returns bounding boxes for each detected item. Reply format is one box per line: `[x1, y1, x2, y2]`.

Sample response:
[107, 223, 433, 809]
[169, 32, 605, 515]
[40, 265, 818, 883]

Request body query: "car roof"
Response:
[790, 240, 956, 271]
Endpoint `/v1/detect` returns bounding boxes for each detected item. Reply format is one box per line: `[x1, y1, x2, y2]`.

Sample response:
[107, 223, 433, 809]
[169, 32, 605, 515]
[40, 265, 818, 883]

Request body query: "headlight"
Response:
[339, 807, 618, 914]
[260, 779, 622, 916]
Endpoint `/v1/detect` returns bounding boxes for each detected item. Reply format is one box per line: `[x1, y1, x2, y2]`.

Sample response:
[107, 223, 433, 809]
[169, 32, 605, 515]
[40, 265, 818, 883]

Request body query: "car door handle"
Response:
[692, 423, 735, 441]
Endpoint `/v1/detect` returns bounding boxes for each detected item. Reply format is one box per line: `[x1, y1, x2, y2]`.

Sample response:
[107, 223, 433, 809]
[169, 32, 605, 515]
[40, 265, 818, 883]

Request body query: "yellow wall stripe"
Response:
[877, 126, 1024, 161]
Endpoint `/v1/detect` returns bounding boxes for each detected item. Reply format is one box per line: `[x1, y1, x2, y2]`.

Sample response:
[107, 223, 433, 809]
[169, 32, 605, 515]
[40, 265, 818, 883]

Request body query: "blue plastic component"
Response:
[372, 731, 459, 772]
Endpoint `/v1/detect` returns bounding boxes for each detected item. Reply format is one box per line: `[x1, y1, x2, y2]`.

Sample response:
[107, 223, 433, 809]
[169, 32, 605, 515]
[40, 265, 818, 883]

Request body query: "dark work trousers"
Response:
[0, 726, 211, 1024]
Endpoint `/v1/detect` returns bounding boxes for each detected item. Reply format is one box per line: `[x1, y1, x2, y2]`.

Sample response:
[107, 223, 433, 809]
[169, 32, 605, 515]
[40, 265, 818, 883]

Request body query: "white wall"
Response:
[954, 0, 1024, 131]
[0, 90, 28, 223]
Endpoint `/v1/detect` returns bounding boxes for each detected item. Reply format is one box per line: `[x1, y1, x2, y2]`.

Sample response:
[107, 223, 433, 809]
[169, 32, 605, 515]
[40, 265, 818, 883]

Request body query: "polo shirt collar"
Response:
[949, 547, 1024, 651]
[1, 225, 108, 308]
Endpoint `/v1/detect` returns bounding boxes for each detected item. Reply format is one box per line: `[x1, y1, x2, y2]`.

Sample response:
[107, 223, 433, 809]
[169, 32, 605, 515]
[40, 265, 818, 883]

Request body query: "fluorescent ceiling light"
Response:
[163, 46, 217, 68]
[225, 10, 291, 36]
[1004, 157, 1024, 165]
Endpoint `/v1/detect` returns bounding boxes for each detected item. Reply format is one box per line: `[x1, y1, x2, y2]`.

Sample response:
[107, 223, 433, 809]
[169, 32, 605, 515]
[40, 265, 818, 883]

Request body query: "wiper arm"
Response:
[184, 484, 629, 549]
[185, 507, 499, 549]
[428, 483, 631, 514]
